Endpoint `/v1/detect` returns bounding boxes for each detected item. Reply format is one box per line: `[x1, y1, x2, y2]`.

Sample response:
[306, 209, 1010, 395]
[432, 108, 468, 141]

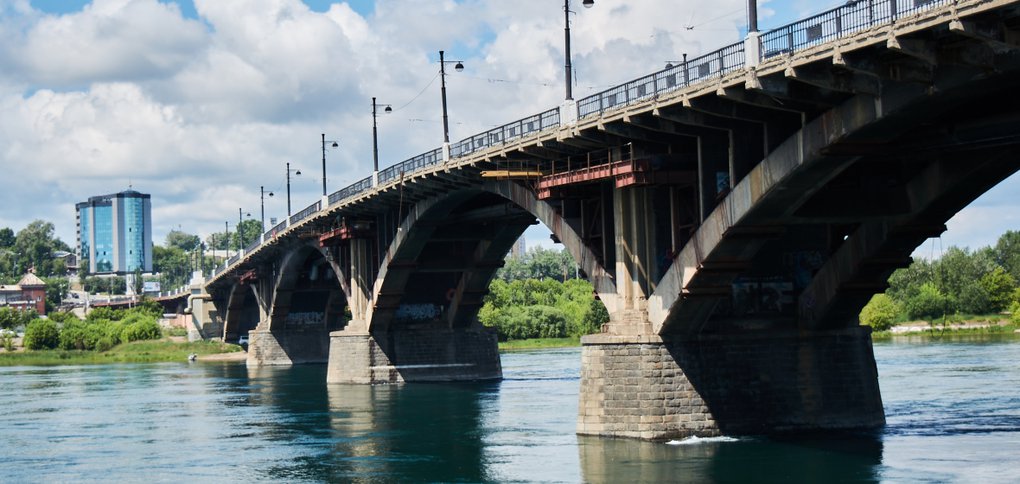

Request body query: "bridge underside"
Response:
[196, 1, 1020, 440]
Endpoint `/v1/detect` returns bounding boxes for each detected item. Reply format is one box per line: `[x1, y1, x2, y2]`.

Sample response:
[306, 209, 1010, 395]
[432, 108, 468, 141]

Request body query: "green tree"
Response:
[994, 230, 1020, 282]
[205, 231, 231, 250]
[23, 318, 59, 350]
[234, 219, 264, 249]
[43, 276, 69, 312]
[0, 307, 19, 330]
[153, 245, 190, 289]
[0, 227, 15, 248]
[13, 220, 71, 277]
[905, 282, 951, 323]
[860, 293, 900, 331]
[165, 230, 201, 251]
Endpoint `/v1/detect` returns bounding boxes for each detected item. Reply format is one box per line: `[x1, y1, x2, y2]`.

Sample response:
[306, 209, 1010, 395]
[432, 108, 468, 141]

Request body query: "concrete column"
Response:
[349, 239, 372, 323]
[607, 186, 659, 335]
[578, 326, 884, 440]
[326, 326, 501, 384]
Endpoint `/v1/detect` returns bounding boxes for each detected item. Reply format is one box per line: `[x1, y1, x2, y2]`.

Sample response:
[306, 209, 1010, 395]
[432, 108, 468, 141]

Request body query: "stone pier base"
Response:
[578, 326, 884, 440]
[326, 327, 502, 384]
[246, 328, 331, 366]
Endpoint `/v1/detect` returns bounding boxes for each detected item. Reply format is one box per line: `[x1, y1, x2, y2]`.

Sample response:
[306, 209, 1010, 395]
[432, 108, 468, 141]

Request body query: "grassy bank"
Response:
[498, 336, 580, 351]
[872, 322, 1020, 340]
[0, 339, 241, 366]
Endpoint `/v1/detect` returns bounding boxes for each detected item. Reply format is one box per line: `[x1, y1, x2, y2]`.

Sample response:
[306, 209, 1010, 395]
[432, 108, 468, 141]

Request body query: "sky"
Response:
[0, 0, 1016, 257]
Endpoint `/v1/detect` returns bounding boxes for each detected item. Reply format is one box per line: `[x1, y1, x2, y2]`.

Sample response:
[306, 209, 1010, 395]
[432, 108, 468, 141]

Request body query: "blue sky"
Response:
[1, 0, 1015, 256]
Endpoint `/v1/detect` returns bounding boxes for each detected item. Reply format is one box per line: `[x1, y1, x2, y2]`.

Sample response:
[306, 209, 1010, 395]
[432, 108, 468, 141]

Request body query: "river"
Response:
[0, 337, 1018, 483]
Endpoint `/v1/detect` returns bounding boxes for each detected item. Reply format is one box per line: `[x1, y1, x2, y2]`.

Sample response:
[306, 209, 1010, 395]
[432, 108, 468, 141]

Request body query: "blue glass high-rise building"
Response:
[76, 190, 153, 274]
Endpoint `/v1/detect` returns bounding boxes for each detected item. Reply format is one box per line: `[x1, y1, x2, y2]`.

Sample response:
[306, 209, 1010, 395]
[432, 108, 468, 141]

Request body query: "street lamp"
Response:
[438, 50, 464, 160]
[321, 134, 339, 197]
[286, 162, 301, 216]
[563, 0, 594, 101]
[372, 97, 392, 185]
[238, 208, 251, 252]
[260, 186, 274, 228]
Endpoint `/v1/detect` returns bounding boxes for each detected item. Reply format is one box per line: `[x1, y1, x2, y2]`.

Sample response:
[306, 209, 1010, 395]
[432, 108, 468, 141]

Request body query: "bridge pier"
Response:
[326, 326, 501, 384]
[246, 327, 331, 365]
[577, 326, 883, 440]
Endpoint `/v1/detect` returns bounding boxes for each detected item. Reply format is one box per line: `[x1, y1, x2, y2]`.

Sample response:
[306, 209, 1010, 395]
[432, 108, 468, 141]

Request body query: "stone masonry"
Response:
[578, 326, 884, 440]
[326, 326, 502, 384]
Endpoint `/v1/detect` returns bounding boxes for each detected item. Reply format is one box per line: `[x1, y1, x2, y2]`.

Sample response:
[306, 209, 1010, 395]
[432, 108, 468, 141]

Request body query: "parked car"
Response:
[238, 335, 249, 348]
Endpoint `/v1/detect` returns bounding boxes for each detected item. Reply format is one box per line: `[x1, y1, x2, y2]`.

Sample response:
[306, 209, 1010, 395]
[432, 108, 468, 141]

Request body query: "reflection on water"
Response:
[578, 434, 883, 483]
[0, 339, 1018, 482]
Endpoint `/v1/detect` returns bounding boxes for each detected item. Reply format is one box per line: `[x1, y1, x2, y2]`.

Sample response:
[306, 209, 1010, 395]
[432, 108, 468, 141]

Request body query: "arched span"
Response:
[266, 242, 349, 332]
[651, 70, 1020, 335]
[222, 283, 264, 343]
[368, 186, 615, 333]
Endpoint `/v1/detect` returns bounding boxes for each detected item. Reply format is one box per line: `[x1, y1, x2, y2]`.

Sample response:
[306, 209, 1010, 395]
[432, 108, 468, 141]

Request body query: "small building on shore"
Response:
[0, 272, 47, 315]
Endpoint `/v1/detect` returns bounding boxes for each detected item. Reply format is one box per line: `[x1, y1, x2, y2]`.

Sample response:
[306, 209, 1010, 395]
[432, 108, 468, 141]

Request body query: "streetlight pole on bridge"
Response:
[561, 0, 593, 125]
[372, 97, 392, 186]
[438, 50, 464, 162]
[286, 162, 301, 217]
[260, 186, 273, 229]
[321, 134, 339, 197]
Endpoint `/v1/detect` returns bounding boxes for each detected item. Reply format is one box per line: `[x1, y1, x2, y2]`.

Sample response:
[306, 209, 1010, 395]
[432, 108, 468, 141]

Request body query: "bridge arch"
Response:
[266, 241, 349, 333]
[222, 283, 265, 343]
[367, 184, 616, 333]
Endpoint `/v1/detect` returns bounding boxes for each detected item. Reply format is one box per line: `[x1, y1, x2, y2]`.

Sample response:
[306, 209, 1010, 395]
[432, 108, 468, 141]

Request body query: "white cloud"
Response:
[0, 0, 1014, 262]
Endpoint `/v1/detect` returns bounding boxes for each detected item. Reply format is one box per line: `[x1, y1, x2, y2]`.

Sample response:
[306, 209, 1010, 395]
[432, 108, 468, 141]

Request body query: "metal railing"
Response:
[378, 148, 443, 185]
[289, 200, 321, 225]
[760, 0, 950, 57]
[208, 0, 957, 284]
[328, 176, 374, 204]
[451, 108, 560, 158]
[269, 219, 287, 237]
[577, 41, 745, 118]
[244, 237, 261, 254]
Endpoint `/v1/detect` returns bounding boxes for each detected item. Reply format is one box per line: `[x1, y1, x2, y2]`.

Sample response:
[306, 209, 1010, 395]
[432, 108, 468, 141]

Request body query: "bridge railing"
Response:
[268, 219, 288, 238]
[244, 237, 261, 254]
[577, 41, 745, 118]
[760, 0, 950, 58]
[290, 200, 321, 225]
[209, 0, 960, 284]
[328, 176, 374, 205]
[451, 108, 560, 158]
[378, 148, 443, 185]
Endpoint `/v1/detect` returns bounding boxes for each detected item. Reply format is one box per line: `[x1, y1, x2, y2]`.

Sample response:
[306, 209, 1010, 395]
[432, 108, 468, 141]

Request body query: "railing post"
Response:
[836, 7, 843, 35]
[890, 0, 897, 20]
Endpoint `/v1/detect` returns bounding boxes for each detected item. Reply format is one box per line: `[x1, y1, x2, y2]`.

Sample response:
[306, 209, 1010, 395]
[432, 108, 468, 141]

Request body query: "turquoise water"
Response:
[0, 339, 1018, 482]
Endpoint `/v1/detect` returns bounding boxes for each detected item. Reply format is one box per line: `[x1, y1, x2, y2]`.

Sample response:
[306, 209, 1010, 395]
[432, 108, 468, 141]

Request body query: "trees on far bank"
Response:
[862, 230, 1020, 329]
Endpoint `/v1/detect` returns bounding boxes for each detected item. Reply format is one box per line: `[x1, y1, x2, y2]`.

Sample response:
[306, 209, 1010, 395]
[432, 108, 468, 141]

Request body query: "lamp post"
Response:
[372, 97, 392, 185]
[238, 208, 251, 252]
[286, 162, 301, 216]
[260, 186, 274, 228]
[563, 0, 594, 101]
[321, 134, 339, 197]
[224, 221, 229, 258]
[438, 50, 464, 160]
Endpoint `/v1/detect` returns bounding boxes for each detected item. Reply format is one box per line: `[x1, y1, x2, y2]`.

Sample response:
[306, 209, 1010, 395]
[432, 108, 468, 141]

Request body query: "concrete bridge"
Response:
[165, 0, 1020, 440]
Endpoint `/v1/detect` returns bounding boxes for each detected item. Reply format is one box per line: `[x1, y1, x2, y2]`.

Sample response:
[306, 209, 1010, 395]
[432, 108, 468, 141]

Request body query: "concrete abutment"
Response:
[578, 326, 884, 440]
[326, 326, 502, 384]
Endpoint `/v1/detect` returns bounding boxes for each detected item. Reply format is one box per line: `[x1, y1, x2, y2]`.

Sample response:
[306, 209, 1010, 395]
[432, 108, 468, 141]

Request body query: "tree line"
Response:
[861, 231, 1020, 330]
[479, 247, 608, 341]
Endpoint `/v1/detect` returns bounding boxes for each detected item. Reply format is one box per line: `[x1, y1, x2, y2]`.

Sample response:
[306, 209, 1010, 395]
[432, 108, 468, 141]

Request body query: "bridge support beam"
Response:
[246, 327, 331, 365]
[325, 326, 501, 384]
[577, 326, 883, 440]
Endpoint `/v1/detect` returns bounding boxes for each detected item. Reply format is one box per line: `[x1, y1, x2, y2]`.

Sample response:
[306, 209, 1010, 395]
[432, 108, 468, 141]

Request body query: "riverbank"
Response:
[498, 336, 580, 351]
[873, 320, 1020, 340]
[0, 339, 242, 366]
